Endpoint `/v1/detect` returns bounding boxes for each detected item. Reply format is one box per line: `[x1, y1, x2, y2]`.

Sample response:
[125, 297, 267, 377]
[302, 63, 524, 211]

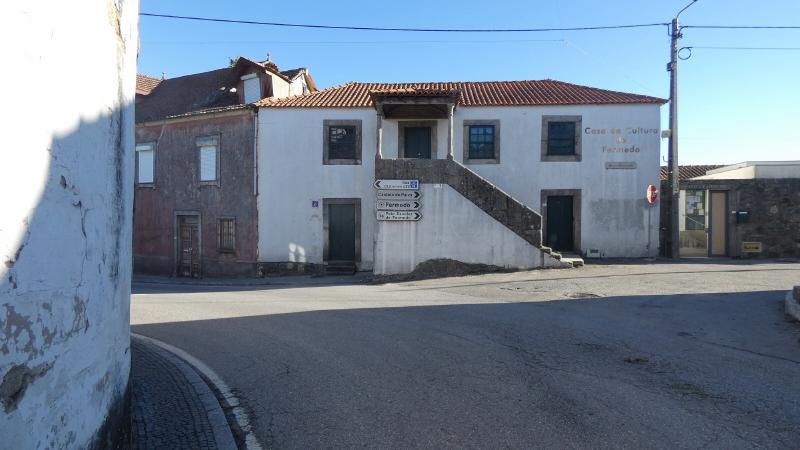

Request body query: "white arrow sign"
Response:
[374, 179, 419, 190]
[377, 211, 422, 221]
[377, 200, 421, 211]
[376, 190, 422, 200]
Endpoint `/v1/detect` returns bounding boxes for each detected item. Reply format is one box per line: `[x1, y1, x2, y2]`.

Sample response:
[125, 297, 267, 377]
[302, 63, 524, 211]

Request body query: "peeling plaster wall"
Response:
[0, 1, 137, 448]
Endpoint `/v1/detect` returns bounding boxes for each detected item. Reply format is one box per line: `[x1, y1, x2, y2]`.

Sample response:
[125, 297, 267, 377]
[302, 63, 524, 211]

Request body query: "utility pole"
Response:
[667, 0, 697, 258]
[667, 18, 680, 258]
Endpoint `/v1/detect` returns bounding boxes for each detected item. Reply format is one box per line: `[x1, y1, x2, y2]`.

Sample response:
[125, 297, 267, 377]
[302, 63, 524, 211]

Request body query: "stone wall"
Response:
[661, 179, 800, 258]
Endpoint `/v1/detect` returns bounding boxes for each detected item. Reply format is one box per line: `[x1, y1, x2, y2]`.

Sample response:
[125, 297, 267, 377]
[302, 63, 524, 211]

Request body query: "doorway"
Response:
[709, 191, 728, 256]
[545, 195, 575, 252]
[398, 121, 437, 159]
[176, 214, 200, 277]
[323, 199, 361, 269]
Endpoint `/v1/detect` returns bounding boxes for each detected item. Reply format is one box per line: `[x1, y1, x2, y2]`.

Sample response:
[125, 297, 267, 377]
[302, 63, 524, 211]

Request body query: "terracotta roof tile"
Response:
[660, 165, 725, 181]
[256, 80, 666, 108]
[136, 74, 162, 95]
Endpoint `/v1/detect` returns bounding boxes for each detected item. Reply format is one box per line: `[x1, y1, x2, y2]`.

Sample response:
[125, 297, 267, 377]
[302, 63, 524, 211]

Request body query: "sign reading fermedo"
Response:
[374, 179, 419, 190]
[377, 200, 421, 211]
[377, 211, 422, 221]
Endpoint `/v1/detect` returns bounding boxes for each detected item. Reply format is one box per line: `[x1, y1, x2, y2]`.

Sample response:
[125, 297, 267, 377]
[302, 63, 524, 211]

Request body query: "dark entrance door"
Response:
[177, 215, 200, 277]
[328, 204, 356, 262]
[546, 195, 574, 252]
[404, 127, 432, 159]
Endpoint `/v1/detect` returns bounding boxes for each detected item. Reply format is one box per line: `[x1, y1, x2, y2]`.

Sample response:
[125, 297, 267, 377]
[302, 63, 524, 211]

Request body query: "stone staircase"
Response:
[375, 158, 575, 268]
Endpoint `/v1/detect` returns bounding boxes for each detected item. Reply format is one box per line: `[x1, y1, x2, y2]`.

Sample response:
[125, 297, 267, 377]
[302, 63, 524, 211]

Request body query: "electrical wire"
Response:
[689, 45, 800, 50]
[140, 12, 668, 33]
[683, 25, 800, 30]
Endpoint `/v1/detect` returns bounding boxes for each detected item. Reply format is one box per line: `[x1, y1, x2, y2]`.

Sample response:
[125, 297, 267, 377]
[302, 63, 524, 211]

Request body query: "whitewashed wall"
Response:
[257, 102, 662, 269]
[375, 184, 564, 274]
[258, 108, 378, 269]
[0, 1, 137, 448]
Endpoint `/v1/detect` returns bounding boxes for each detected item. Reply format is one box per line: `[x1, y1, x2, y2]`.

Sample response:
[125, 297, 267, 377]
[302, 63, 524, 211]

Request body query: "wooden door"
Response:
[403, 127, 432, 159]
[709, 191, 727, 256]
[328, 204, 356, 262]
[178, 216, 200, 277]
[546, 195, 575, 252]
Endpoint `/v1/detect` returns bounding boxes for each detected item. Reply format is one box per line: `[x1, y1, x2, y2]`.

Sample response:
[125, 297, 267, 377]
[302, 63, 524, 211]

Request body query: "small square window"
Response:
[547, 122, 576, 155]
[541, 116, 582, 162]
[218, 218, 235, 252]
[136, 143, 155, 185]
[329, 126, 357, 160]
[323, 120, 362, 164]
[469, 125, 495, 159]
[463, 120, 500, 164]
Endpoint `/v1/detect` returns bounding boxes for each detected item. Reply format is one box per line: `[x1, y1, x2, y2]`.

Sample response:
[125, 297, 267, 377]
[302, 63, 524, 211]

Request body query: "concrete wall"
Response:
[697, 162, 800, 180]
[134, 111, 258, 277]
[0, 1, 137, 448]
[375, 184, 554, 274]
[257, 103, 661, 267]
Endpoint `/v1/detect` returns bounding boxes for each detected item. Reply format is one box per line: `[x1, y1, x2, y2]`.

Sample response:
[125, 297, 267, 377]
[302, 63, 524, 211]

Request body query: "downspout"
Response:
[252, 107, 259, 267]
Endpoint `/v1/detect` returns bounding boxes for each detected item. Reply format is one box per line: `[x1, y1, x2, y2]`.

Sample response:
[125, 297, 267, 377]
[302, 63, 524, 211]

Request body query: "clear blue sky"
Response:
[138, 0, 800, 165]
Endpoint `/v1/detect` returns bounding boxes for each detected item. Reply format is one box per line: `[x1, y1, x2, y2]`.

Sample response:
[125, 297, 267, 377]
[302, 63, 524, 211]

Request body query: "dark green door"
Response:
[328, 204, 356, 262]
[404, 127, 432, 159]
[546, 195, 574, 252]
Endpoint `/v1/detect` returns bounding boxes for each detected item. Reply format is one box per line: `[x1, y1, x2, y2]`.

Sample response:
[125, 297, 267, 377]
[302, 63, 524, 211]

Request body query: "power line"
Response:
[689, 45, 800, 50]
[142, 38, 566, 45]
[140, 12, 668, 33]
[683, 25, 800, 30]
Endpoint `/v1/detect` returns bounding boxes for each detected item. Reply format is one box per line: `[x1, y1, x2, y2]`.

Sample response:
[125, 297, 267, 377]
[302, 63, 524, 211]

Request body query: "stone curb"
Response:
[132, 334, 238, 450]
[786, 286, 800, 322]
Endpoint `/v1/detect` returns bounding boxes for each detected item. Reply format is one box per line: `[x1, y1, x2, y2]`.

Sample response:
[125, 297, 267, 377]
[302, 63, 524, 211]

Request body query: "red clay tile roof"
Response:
[660, 165, 725, 181]
[256, 80, 666, 108]
[136, 74, 162, 95]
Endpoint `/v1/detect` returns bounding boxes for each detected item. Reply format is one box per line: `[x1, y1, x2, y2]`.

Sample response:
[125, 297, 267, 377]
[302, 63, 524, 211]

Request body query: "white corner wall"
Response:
[0, 1, 137, 448]
[374, 184, 557, 275]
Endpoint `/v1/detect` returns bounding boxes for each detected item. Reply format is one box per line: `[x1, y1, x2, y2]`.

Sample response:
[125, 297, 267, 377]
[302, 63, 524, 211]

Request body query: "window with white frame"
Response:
[135, 143, 155, 185]
[197, 135, 219, 183]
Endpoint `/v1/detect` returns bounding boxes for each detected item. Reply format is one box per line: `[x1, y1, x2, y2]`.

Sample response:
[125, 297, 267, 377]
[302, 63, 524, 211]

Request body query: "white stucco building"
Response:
[255, 81, 665, 274]
[1, 1, 137, 448]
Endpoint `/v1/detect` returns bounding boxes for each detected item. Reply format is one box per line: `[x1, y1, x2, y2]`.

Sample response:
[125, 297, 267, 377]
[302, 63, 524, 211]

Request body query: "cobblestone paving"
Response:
[131, 337, 235, 450]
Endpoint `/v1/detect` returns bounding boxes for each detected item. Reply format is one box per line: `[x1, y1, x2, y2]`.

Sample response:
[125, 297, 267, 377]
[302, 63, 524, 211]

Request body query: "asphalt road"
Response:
[131, 261, 800, 449]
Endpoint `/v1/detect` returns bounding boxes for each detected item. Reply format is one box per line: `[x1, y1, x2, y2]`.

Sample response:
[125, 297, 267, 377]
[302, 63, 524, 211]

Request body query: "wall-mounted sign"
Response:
[605, 162, 638, 170]
[374, 179, 419, 190]
[311, 200, 319, 208]
[377, 211, 422, 221]
[741, 242, 762, 253]
[376, 190, 422, 200]
[377, 200, 421, 211]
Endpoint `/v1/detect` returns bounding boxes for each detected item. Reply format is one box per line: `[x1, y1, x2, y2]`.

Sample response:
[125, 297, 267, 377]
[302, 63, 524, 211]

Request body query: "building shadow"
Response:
[131, 290, 800, 449]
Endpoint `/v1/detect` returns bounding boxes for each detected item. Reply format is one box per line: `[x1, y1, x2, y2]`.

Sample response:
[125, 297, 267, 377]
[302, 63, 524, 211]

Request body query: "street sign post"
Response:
[374, 179, 419, 190]
[376, 190, 422, 200]
[377, 211, 422, 221]
[376, 200, 421, 211]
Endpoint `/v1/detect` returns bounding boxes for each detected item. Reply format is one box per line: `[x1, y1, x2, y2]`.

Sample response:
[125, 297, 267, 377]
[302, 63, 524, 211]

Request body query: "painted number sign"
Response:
[376, 190, 422, 200]
[374, 179, 419, 190]
[377, 211, 422, 221]
[376, 200, 421, 211]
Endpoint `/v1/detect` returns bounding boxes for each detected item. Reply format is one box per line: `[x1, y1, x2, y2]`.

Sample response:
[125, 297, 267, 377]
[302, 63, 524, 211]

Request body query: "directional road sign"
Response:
[376, 190, 422, 200]
[377, 211, 422, 221]
[376, 200, 421, 211]
[374, 179, 419, 190]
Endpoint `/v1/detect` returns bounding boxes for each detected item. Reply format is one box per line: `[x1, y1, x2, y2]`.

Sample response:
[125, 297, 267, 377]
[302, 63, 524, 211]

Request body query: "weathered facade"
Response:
[134, 58, 314, 277]
[1, 0, 137, 448]
[255, 81, 666, 275]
